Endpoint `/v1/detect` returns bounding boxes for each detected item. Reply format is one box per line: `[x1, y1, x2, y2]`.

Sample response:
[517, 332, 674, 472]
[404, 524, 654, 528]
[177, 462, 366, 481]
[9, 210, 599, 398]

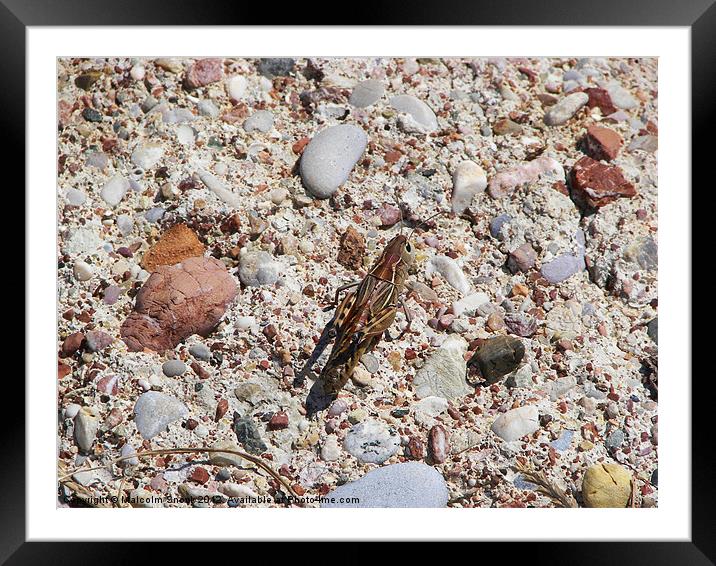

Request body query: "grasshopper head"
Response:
[388, 234, 415, 267]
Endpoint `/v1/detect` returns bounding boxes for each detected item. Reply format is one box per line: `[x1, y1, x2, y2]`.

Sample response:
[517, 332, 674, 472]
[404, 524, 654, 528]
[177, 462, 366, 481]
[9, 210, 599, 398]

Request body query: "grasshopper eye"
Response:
[405, 243, 412, 253]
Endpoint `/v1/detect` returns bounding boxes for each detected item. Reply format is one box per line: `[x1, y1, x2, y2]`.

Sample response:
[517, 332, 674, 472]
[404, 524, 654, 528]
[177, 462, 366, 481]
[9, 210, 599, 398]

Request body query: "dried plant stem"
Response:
[59, 446, 300, 505]
[515, 461, 578, 508]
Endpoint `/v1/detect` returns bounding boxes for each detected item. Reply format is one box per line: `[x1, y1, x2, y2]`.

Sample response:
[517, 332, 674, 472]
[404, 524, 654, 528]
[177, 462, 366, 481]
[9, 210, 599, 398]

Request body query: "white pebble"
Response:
[451, 161, 487, 214]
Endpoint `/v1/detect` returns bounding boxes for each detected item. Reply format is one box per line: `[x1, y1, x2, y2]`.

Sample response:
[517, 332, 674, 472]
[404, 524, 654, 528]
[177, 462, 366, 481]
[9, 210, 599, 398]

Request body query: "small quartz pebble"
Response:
[451, 161, 487, 214]
[491, 404, 539, 441]
[238, 251, 280, 287]
[299, 124, 368, 199]
[426, 255, 471, 294]
[72, 260, 94, 281]
[243, 110, 274, 133]
[344, 419, 401, 464]
[74, 407, 100, 453]
[131, 143, 164, 170]
[100, 174, 130, 207]
[189, 343, 211, 360]
[544, 92, 589, 126]
[162, 359, 187, 377]
[226, 75, 247, 102]
[133, 392, 188, 439]
[349, 79, 384, 108]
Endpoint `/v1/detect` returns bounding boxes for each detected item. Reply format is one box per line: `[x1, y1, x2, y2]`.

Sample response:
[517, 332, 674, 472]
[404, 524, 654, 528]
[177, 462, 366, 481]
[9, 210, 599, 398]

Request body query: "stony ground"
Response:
[57, 56, 658, 509]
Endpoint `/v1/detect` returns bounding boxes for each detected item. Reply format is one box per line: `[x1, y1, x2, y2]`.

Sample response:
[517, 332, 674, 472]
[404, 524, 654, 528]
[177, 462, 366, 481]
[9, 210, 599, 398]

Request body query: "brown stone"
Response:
[428, 425, 449, 464]
[583, 88, 617, 115]
[337, 226, 365, 271]
[60, 332, 84, 358]
[120, 257, 237, 352]
[507, 243, 537, 273]
[184, 58, 222, 89]
[141, 224, 205, 272]
[583, 124, 622, 161]
[407, 436, 425, 460]
[570, 156, 636, 210]
[189, 466, 210, 484]
[268, 412, 289, 430]
[493, 118, 523, 135]
[469, 336, 525, 383]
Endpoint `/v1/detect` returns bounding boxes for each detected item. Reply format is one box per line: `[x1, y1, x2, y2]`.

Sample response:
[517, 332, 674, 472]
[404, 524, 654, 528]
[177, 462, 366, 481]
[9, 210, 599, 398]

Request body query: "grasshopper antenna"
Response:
[408, 210, 444, 241]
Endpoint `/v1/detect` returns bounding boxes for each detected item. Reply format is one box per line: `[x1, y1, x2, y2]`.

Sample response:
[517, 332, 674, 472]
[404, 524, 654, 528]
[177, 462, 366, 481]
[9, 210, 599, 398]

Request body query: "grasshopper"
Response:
[299, 211, 440, 396]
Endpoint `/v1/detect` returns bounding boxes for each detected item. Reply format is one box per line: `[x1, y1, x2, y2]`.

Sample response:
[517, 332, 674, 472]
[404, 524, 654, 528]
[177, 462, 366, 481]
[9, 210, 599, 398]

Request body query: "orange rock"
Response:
[141, 224, 205, 272]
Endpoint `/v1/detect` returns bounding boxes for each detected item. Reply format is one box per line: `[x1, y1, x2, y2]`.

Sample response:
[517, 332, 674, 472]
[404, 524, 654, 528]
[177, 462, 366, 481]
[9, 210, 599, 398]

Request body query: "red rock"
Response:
[268, 412, 289, 430]
[583, 124, 622, 161]
[189, 467, 209, 484]
[407, 436, 425, 459]
[120, 257, 237, 352]
[569, 156, 636, 210]
[379, 204, 402, 226]
[337, 226, 365, 271]
[507, 243, 537, 273]
[58, 99, 74, 129]
[184, 58, 223, 89]
[215, 398, 229, 422]
[428, 425, 449, 463]
[60, 332, 84, 358]
[583, 88, 617, 115]
[96, 374, 119, 395]
[58, 360, 71, 379]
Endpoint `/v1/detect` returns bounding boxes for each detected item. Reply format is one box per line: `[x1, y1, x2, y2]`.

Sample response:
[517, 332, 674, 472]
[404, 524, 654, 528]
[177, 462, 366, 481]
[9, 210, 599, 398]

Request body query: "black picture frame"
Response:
[8, 1, 706, 563]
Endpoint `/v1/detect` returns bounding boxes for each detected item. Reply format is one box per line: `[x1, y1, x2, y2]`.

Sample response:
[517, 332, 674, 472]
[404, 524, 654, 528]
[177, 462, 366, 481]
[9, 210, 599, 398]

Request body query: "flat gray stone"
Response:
[321, 462, 448, 508]
[349, 79, 384, 108]
[544, 92, 589, 126]
[299, 125, 367, 199]
[390, 94, 438, 132]
[162, 359, 187, 377]
[344, 419, 400, 464]
[413, 335, 471, 400]
[243, 110, 274, 133]
[134, 392, 188, 439]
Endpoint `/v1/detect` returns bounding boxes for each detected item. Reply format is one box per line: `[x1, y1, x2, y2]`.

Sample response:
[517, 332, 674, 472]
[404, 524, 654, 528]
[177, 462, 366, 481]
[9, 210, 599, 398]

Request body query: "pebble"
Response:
[550, 429, 574, 452]
[72, 260, 94, 281]
[299, 124, 368, 199]
[414, 396, 449, 424]
[428, 424, 449, 463]
[320, 436, 341, 462]
[549, 375, 577, 400]
[197, 99, 219, 118]
[100, 174, 130, 207]
[646, 318, 658, 344]
[321, 462, 448, 508]
[208, 440, 245, 468]
[570, 157, 636, 209]
[66, 188, 87, 206]
[488, 156, 564, 198]
[327, 399, 349, 418]
[116, 214, 134, 236]
[141, 223, 205, 272]
[84, 330, 113, 352]
[133, 391, 189, 439]
[162, 359, 187, 377]
[470, 336, 525, 383]
[238, 251, 279, 287]
[451, 161, 487, 214]
[508, 243, 537, 273]
[243, 110, 274, 133]
[82, 108, 103, 122]
[413, 335, 471, 400]
[144, 207, 165, 223]
[426, 255, 471, 294]
[349, 79, 384, 108]
[64, 404, 81, 419]
[452, 292, 489, 317]
[490, 214, 512, 239]
[604, 82, 638, 109]
[544, 92, 589, 126]
[189, 343, 211, 361]
[233, 413, 268, 455]
[129, 488, 164, 508]
[584, 124, 622, 161]
[629, 135, 658, 153]
[257, 58, 295, 78]
[226, 75, 247, 102]
[185, 58, 223, 88]
[389, 94, 438, 132]
[491, 404, 540, 441]
[582, 463, 632, 507]
[119, 442, 139, 467]
[606, 429, 625, 449]
[504, 312, 537, 337]
[344, 419, 400, 464]
[131, 143, 164, 170]
[74, 407, 100, 453]
[176, 124, 195, 146]
[541, 252, 585, 283]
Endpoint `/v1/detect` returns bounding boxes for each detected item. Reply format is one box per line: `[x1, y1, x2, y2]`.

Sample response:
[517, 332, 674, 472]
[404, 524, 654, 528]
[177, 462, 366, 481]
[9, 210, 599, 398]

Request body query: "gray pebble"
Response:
[197, 99, 219, 118]
[100, 174, 130, 207]
[390, 94, 438, 132]
[134, 392, 188, 439]
[606, 429, 625, 449]
[646, 318, 658, 344]
[189, 343, 212, 361]
[321, 462, 448, 508]
[74, 407, 100, 453]
[344, 419, 400, 464]
[540, 253, 585, 283]
[66, 188, 87, 206]
[162, 359, 187, 377]
[116, 214, 134, 236]
[490, 214, 512, 239]
[413, 335, 471, 400]
[243, 110, 274, 133]
[544, 92, 589, 126]
[299, 124, 367, 199]
[349, 79, 384, 108]
[238, 251, 279, 287]
[144, 207, 165, 223]
[257, 58, 295, 78]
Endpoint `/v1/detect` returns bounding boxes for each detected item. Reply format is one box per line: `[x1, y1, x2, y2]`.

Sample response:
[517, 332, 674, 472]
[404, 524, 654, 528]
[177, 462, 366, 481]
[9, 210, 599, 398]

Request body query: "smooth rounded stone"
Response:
[226, 75, 247, 102]
[582, 463, 632, 507]
[72, 260, 94, 281]
[605, 429, 625, 449]
[243, 110, 274, 133]
[451, 161, 487, 214]
[321, 462, 448, 508]
[129, 488, 164, 508]
[490, 214, 512, 239]
[544, 92, 589, 126]
[327, 398, 349, 417]
[469, 336, 525, 384]
[344, 419, 400, 464]
[131, 143, 164, 170]
[176, 124, 195, 146]
[491, 404, 539, 442]
[197, 99, 219, 118]
[413, 335, 471, 400]
[116, 214, 134, 236]
[605, 83, 638, 109]
[646, 318, 658, 344]
[299, 125, 368, 199]
[320, 436, 341, 462]
[540, 253, 585, 283]
[133, 392, 188, 439]
[452, 292, 489, 317]
[238, 251, 279, 287]
[100, 174, 130, 207]
[119, 442, 139, 467]
[208, 440, 245, 468]
[426, 255, 471, 295]
[74, 407, 100, 453]
[144, 207, 165, 223]
[257, 58, 295, 78]
[65, 188, 87, 206]
[189, 343, 211, 360]
[349, 79, 384, 108]
[360, 352, 380, 373]
[389, 94, 438, 132]
[507, 243, 537, 273]
[64, 403, 81, 419]
[162, 359, 187, 377]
